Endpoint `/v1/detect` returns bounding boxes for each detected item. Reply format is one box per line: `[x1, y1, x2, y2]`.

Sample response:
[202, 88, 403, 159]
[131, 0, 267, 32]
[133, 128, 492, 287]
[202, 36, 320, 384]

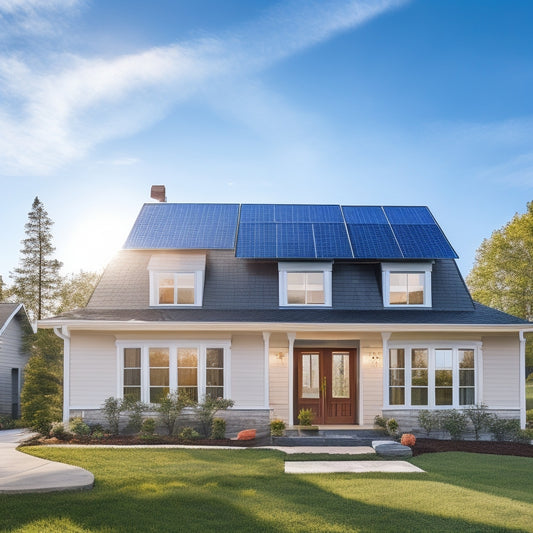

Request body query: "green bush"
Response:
[179, 426, 201, 440]
[49, 421, 69, 440]
[270, 419, 286, 437]
[440, 410, 468, 440]
[156, 391, 195, 436]
[195, 396, 235, 437]
[69, 417, 91, 437]
[526, 409, 533, 429]
[0, 415, 17, 430]
[141, 418, 156, 437]
[417, 410, 439, 436]
[297, 408, 314, 426]
[373, 415, 388, 429]
[488, 417, 521, 441]
[386, 418, 399, 437]
[211, 417, 226, 440]
[102, 397, 126, 435]
[465, 404, 492, 440]
[123, 398, 148, 433]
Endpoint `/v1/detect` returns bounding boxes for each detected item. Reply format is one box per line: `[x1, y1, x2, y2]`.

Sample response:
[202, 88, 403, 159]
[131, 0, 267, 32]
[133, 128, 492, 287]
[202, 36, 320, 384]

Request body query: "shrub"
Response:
[211, 418, 226, 440]
[526, 409, 533, 429]
[374, 415, 388, 429]
[440, 410, 468, 440]
[465, 404, 492, 440]
[400, 433, 416, 447]
[141, 418, 156, 437]
[49, 421, 69, 440]
[156, 391, 195, 436]
[195, 396, 235, 437]
[123, 398, 148, 433]
[386, 418, 399, 437]
[0, 415, 17, 430]
[179, 426, 201, 440]
[514, 428, 533, 444]
[417, 410, 439, 436]
[69, 417, 91, 437]
[102, 397, 127, 435]
[488, 417, 521, 441]
[270, 419, 286, 437]
[89, 423, 105, 435]
[297, 408, 314, 426]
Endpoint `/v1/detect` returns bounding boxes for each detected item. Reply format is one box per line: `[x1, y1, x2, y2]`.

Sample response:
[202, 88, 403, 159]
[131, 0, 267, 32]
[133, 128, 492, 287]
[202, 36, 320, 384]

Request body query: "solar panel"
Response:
[383, 206, 435, 225]
[347, 224, 403, 259]
[276, 223, 316, 258]
[392, 224, 457, 258]
[313, 223, 353, 258]
[123, 203, 239, 249]
[239, 204, 275, 223]
[342, 206, 388, 224]
[235, 223, 277, 258]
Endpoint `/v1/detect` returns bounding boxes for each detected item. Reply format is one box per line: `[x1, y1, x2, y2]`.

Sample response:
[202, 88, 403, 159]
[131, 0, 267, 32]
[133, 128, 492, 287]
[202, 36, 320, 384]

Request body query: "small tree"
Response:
[123, 397, 148, 433]
[465, 404, 492, 440]
[440, 410, 468, 440]
[195, 396, 234, 437]
[156, 391, 194, 436]
[102, 397, 127, 435]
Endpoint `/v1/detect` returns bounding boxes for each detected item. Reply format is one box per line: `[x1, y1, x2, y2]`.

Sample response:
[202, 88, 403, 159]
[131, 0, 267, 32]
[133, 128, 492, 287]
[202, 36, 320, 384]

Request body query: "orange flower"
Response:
[401, 433, 416, 447]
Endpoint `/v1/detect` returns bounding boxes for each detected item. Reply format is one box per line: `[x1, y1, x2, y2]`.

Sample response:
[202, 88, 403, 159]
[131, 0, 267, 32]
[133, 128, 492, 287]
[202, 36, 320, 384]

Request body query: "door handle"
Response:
[321, 376, 327, 394]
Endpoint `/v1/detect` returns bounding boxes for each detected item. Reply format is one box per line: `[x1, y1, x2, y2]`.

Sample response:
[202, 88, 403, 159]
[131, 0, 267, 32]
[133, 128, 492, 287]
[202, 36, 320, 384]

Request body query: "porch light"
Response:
[369, 352, 381, 367]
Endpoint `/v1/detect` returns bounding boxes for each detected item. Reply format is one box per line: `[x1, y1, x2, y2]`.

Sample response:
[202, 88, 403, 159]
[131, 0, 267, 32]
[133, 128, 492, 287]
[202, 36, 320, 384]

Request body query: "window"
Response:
[148, 253, 205, 307]
[117, 341, 230, 404]
[386, 343, 479, 408]
[279, 262, 332, 307]
[381, 262, 432, 308]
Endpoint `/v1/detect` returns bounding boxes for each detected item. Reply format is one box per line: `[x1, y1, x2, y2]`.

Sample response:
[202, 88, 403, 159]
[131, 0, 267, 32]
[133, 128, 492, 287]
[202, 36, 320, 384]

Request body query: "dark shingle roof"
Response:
[47, 302, 529, 326]
[0, 303, 21, 329]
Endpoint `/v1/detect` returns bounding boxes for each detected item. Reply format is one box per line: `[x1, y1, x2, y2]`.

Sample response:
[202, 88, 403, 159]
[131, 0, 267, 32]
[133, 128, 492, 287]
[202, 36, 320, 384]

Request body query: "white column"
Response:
[262, 332, 271, 409]
[287, 332, 296, 426]
[519, 331, 526, 428]
[381, 332, 391, 410]
[54, 326, 71, 423]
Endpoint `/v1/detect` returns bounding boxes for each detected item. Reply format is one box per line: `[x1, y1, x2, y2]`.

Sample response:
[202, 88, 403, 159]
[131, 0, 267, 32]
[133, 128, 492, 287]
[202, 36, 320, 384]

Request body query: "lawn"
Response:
[2, 448, 532, 532]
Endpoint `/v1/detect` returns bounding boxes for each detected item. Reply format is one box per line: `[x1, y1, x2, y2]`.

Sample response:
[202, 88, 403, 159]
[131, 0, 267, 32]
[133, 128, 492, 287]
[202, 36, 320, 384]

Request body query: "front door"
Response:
[295, 349, 357, 425]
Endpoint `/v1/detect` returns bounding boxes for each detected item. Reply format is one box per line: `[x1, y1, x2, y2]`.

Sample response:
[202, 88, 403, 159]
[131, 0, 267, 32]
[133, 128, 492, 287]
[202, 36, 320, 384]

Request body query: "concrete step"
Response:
[272, 429, 392, 447]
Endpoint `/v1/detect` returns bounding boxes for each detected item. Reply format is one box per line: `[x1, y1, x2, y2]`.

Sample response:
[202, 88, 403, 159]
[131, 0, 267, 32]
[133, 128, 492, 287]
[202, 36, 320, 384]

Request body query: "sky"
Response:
[0, 0, 532, 281]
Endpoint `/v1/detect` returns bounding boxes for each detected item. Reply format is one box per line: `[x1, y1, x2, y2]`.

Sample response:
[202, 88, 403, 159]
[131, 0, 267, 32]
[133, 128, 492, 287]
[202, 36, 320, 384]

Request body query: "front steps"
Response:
[272, 428, 392, 447]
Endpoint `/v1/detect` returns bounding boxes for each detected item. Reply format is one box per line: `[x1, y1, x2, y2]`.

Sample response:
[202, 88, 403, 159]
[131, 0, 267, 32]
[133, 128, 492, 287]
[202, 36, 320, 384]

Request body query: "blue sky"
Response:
[0, 0, 532, 280]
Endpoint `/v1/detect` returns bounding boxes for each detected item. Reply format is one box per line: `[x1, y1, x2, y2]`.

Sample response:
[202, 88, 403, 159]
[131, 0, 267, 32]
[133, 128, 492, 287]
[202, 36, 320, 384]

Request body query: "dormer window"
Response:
[148, 253, 205, 307]
[279, 262, 332, 307]
[382, 262, 432, 308]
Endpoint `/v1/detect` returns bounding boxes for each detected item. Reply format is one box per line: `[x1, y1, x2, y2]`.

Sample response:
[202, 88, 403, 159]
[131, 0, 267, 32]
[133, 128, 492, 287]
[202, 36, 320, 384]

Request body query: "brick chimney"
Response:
[150, 185, 166, 202]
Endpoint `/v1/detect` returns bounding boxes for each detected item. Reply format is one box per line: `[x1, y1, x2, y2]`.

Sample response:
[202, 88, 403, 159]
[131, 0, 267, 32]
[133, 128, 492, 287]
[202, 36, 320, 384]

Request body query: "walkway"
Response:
[0, 429, 94, 494]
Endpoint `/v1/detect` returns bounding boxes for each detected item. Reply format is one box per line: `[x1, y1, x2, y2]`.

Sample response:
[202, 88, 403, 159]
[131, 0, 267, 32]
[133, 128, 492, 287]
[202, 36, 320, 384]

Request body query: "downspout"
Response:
[54, 326, 71, 424]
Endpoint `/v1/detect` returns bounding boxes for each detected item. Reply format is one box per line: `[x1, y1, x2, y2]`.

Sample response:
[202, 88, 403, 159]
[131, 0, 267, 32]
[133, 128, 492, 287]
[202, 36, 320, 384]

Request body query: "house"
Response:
[0, 303, 33, 418]
[39, 192, 531, 434]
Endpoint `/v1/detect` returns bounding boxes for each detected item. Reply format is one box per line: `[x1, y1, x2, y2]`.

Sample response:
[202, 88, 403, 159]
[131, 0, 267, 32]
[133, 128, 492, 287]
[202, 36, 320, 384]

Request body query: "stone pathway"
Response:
[285, 460, 424, 474]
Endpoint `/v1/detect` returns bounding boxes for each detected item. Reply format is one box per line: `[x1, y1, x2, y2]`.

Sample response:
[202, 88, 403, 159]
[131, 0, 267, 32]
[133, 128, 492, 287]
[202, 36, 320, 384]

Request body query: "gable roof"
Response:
[0, 303, 34, 336]
[123, 203, 458, 260]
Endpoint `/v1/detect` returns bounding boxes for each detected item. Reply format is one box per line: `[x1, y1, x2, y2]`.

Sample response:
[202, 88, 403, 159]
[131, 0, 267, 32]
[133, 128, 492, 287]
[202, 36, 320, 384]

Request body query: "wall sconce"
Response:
[276, 351, 286, 361]
[369, 352, 381, 367]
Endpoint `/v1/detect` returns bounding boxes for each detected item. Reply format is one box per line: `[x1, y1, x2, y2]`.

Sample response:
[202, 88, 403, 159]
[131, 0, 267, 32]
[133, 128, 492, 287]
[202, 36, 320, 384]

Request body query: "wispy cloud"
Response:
[0, 0, 407, 175]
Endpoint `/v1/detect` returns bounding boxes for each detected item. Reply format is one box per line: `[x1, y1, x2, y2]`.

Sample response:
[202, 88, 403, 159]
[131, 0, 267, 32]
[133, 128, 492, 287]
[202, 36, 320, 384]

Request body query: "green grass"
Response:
[2, 448, 532, 532]
[526, 381, 533, 410]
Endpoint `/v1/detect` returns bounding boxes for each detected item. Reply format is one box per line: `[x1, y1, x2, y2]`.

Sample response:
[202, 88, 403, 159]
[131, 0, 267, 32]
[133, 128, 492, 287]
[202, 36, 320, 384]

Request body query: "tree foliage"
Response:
[467, 202, 533, 365]
[56, 270, 101, 313]
[10, 197, 63, 321]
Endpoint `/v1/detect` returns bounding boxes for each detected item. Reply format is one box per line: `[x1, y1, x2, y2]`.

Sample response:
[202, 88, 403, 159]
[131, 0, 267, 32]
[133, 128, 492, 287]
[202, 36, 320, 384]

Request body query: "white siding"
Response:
[359, 334, 383, 425]
[0, 318, 29, 415]
[70, 333, 117, 408]
[482, 335, 520, 408]
[230, 334, 264, 408]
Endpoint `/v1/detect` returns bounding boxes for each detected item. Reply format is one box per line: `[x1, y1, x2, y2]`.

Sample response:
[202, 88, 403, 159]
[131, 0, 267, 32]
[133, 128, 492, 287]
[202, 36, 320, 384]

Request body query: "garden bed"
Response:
[412, 438, 533, 458]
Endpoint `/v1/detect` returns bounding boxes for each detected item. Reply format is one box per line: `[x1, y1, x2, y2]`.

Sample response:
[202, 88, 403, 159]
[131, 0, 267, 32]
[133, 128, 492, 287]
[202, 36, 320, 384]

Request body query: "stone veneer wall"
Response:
[69, 408, 271, 439]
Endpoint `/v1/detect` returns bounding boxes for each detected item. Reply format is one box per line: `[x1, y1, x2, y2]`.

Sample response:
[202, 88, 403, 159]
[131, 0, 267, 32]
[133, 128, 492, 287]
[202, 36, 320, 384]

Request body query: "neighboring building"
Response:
[39, 194, 532, 434]
[0, 303, 33, 418]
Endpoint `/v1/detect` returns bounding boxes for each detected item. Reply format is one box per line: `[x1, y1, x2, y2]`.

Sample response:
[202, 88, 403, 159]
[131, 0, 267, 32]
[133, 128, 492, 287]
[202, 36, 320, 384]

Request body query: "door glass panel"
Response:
[301, 353, 319, 398]
[332, 353, 350, 398]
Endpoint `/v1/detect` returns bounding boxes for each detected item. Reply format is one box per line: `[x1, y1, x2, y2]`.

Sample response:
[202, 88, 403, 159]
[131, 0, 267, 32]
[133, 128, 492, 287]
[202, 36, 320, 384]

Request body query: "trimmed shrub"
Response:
[270, 419, 286, 437]
[211, 418, 226, 440]
[374, 415, 388, 429]
[123, 398, 148, 433]
[440, 410, 468, 440]
[179, 426, 201, 440]
[69, 417, 91, 437]
[297, 408, 314, 426]
[49, 421, 69, 440]
[141, 418, 156, 437]
[417, 410, 440, 436]
[488, 417, 521, 441]
[465, 404, 492, 440]
[195, 396, 235, 437]
[400, 433, 416, 447]
[386, 418, 399, 437]
[102, 397, 126, 435]
[156, 391, 195, 436]
[0, 415, 17, 430]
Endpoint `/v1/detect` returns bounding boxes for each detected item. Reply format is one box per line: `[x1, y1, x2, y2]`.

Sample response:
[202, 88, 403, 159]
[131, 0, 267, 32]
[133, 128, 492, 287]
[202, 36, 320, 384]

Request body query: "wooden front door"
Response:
[295, 349, 357, 425]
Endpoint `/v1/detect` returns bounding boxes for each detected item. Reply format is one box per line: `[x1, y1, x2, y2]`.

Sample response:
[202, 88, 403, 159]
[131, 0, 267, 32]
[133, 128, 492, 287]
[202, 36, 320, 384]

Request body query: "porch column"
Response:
[262, 332, 271, 409]
[54, 326, 71, 423]
[519, 331, 527, 428]
[287, 332, 296, 425]
[381, 332, 391, 409]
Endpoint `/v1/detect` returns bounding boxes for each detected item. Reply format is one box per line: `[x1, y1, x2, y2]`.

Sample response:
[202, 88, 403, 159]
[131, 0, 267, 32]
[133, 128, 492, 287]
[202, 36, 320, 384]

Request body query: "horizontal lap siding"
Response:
[70, 333, 117, 408]
[482, 335, 520, 408]
[360, 334, 383, 424]
[230, 335, 265, 408]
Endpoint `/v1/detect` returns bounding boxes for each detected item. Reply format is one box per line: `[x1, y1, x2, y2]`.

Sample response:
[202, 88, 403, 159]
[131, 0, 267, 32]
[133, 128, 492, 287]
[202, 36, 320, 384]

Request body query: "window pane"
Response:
[158, 274, 175, 304]
[411, 388, 428, 406]
[407, 273, 424, 304]
[301, 353, 319, 398]
[124, 348, 141, 368]
[389, 387, 405, 405]
[150, 348, 169, 367]
[389, 369, 405, 386]
[206, 369, 224, 387]
[412, 369, 428, 386]
[178, 368, 198, 387]
[389, 273, 407, 305]
[411, 349, 427, 368]
[390, 349, 405, 368]
[332, 353, 349, 398]
[178, 386, 198, 402]
[206, 387, 224, 400]
[124, 387, 141, 401]
[206, 348, 223, 368]
[178, 348, 198, 367]
[150, 368, 169, 387]
[287, 273, 306, 304]
[124, 369, 140, 386]
[435, 369, 452, 386]
[150, 387, 169, 404]
[307, 273, 325, 304]
[435, 388, 453, 405]
[459, 349, 475, 369]
[435, 349, 452, 369]
[177, 273, 195, 304]
[460, 369, 475, 387]
[460, 388, 475, 405]
[159, 287, 174, 304]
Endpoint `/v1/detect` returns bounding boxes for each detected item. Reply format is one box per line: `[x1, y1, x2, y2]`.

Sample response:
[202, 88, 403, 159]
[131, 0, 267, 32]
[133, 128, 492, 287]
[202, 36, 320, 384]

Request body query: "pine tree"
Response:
[10, 197, 63, 320]
[0, 275, 4, 301]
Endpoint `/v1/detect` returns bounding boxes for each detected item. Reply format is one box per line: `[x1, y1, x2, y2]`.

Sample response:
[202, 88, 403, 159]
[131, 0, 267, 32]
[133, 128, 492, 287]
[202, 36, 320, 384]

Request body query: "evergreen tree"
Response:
[10, 197, 62, 320]
[0, 275, 3, 301]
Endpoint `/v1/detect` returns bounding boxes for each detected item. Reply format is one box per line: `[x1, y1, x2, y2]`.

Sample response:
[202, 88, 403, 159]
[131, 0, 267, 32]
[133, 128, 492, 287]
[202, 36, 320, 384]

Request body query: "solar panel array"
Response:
[123, 203, 458, 259]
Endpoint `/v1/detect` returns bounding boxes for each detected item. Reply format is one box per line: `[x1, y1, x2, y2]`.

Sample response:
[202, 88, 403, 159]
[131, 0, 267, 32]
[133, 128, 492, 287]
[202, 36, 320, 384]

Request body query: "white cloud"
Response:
[0, 0, 408, 175]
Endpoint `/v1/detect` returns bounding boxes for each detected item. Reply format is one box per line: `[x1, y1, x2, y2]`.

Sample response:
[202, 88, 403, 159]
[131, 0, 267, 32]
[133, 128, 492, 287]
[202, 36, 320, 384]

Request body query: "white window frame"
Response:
[384, 341, 481, 409]
[381, 262, 432, 308]
[149, 270, 204, 307]
[278, 261, 332, 307]
[116, 340, 231, 405]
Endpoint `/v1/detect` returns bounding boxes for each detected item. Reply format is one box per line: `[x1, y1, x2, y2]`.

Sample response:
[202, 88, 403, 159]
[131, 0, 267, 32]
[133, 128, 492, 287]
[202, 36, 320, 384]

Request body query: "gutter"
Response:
[53, 326, 71, 423]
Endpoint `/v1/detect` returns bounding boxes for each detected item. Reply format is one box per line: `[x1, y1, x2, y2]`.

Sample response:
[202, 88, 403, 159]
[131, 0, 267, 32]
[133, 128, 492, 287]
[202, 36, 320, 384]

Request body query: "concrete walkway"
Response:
[285, 460, 425, 474]
[0, 429, 94, 494]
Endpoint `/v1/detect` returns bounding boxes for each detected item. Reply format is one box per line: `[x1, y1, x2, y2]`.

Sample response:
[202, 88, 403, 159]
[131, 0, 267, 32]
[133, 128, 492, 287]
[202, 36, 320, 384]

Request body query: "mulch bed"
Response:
[412, 438, 533, 458]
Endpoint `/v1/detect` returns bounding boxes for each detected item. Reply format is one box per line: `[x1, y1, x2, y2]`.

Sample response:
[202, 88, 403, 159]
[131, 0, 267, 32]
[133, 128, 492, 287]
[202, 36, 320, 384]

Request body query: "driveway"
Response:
[0, 429, 94, 494]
